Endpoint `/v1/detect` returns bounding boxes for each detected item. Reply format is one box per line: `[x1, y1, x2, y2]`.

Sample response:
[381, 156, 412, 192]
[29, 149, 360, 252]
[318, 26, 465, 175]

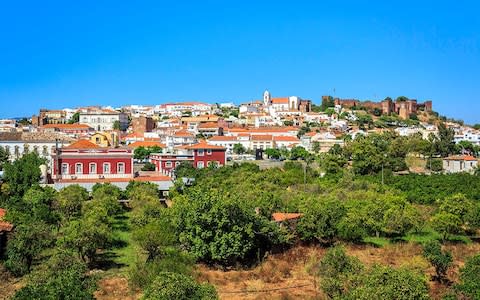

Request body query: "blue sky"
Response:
[1, 1, 479, 123]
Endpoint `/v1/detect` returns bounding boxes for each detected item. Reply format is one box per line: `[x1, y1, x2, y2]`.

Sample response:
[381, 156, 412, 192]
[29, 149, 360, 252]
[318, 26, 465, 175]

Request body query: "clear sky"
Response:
[1, 1, 479, 123]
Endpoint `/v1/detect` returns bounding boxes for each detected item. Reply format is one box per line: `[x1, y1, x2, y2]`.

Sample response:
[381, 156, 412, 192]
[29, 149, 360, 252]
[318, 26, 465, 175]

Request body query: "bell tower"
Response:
[263, 90, 271, 106]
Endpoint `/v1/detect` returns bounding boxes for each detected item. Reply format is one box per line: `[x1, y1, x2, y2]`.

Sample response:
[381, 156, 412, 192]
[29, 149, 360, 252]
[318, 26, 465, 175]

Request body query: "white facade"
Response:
[443, 157, 478, 174]
[80, 111, 129, 131]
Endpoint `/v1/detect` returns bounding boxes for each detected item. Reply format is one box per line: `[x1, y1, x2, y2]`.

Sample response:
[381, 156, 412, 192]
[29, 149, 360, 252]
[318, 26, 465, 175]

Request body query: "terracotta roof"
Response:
[42, 123, 91, 129]
[208, 136, 238, 141]
[185, 141, 226, 150]
[0, 208, 13, 232]
[272, 212, 303, 222]
[251, 135, 273, 141]
[65, 139, 100, 149]
[127, 141, 166, 148]
[198, 122, 219, 129]
[444, 155, 477, 161]
[273, 136, 300, 142]
[174, 130, 194, 137]
[271, 97, 289, 104]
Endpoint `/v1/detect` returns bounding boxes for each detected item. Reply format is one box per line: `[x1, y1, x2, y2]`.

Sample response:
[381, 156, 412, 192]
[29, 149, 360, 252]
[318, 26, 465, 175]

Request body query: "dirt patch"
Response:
[94, 276, 141, 300]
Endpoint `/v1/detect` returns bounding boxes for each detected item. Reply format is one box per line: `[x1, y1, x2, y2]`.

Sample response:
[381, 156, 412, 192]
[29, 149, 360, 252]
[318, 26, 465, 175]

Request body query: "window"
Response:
[165, 161, 172, 168]
[197, 161, 204, 169]
[61, 163, 69, 175]
[197, 149, 204, 156]
[96, 137, 100, 144]
[89, 163, 97, 174]
[75, 163, 83, 174]
[117, 162, 125, 174]
[24, 144, 29, 154]
[207, 149, 212, 155]
[103, 163, 111, 174]
[42, 146, 48, 156]
[175, 161, 180, 167]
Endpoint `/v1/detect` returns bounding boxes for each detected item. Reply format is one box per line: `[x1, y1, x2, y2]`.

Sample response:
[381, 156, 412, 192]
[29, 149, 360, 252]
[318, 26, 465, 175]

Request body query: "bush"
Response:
[426, 158, 443, 172]
[423, 240, 452, 283]
[142, 162, 156, 171]
[456, 254, 480, 299]
[142, 272, 217, 300]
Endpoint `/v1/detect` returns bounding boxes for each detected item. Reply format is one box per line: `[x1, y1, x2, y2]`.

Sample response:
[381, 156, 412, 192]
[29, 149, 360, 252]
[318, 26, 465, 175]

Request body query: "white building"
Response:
[443, 155, 478, 174]
[79, 109, 129, 131]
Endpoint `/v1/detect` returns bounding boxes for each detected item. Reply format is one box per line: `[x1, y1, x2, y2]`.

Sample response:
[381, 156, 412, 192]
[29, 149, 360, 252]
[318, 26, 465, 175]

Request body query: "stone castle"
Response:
[328, 96, 432, 119]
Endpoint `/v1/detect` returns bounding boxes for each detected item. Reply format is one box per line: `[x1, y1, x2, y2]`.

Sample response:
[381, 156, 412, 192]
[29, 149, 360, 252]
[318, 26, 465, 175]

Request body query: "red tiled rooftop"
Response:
[444, 155, 477, 161]
[65, 139, 99, 149]
[273, 136, 300, 142]
[127, 141, 166, 148]
[208, 136, 238, 141]
[271, 97, 289, 104]
[185, 141, 226, 150]
[272, 212, 303, 222]
[42, 123, 91, 129]
[251, 135, 273, 141]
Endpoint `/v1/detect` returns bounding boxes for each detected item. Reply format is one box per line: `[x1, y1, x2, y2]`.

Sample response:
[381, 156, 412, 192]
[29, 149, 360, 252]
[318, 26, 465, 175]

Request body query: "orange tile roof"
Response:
[251, 135, 273, 141]
[185, 141, 226, 150]
[208, 136, 238, 141]
[444, 155, 477, 161]
[198, 122, 219, 129]
[127, 141, 166, 148]
[272, 212, 303, 222]
[273, 136, 300, 142]
[271, 97, 289, 104]
[0, 208, 13, 232]
[42, 123, 91, 129]
[65, 139, 99, 149]
[174, 130, 194, 137]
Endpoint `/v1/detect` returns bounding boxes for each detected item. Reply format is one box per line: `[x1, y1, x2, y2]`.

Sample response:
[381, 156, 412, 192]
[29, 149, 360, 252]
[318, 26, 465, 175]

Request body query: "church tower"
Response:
[263, 90, 271, 106]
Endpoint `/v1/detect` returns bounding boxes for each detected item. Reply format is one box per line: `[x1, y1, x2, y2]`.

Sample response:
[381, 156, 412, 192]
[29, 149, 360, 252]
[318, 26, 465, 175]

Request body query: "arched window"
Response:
[61, 163, 69, 175]
[89, 163, 97, 174]
[103, 163, 111, 174]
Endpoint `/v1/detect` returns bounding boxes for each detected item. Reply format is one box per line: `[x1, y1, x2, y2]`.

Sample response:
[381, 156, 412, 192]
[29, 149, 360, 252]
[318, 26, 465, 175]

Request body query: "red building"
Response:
[150, 141, 226, 177]
[52, 139, 133, 180]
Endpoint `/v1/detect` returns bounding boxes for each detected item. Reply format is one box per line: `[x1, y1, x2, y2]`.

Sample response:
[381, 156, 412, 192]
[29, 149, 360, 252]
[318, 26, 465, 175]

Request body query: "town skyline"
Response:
[1, 1, 479, 123]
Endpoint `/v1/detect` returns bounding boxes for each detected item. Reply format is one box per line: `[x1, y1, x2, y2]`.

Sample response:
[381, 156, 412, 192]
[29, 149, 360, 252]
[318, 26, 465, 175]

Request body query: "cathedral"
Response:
[263, 90, 311, 113]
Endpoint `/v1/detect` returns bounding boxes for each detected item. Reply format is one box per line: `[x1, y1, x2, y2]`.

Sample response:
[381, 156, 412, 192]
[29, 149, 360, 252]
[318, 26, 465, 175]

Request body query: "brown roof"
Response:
[0, 208, 13, 232]
[174, 130, 194, 137]
[251, 135, 273, 141]
[272, 212, 303, 222]
[127, 141, 166, 148]
[198, 122, 219, 129]
[42, 123, 91, 129]
[271, 97, 289, 104]
[185, 141, 226, 150]
[65, 139, 99, 149]
[444, 155, 477, 161]
[273, 136, 300, 142]
[208, 136, 238, 141]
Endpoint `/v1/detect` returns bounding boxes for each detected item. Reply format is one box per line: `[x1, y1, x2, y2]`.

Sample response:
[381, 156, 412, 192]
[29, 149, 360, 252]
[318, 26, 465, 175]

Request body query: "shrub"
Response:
[423, 240, 452, 283]
[142, 272, 217, 300]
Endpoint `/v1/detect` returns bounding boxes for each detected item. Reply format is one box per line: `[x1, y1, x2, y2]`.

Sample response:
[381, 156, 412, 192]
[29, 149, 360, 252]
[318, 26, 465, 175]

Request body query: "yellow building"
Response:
[90, 132, 119, 147]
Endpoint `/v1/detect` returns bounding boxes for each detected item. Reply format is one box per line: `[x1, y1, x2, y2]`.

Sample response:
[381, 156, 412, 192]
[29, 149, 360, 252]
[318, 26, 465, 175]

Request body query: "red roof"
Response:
[208, 136, 238, 141]
[273, 136, 300, 142]
[65, 139, 99, 149]
[174, 130, 194, 137]
[185, 141, 226, 150]
[271, 97, 289, 104]
[127, 141, 166, 148]
[444, 155, 477, 161]
[272, 212, 303, 222]
[251, 135, 273, 141]
[198, 122, 219, 129]
[42, 123, 91, 129]
[0, 208, 13, 232]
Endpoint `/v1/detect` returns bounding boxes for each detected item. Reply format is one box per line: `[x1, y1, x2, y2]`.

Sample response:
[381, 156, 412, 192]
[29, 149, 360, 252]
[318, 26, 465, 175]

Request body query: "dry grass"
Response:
[195, 242, 480, 300]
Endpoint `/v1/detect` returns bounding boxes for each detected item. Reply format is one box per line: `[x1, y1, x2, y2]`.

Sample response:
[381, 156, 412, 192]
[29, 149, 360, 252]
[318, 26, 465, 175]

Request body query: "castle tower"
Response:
[263, 90, 271, 106]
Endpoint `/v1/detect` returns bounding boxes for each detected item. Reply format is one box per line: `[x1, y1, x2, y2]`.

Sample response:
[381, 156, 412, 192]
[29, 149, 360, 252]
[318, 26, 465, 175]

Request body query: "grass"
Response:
[363, 236, 391, 247]
[102, 209, 138, 276]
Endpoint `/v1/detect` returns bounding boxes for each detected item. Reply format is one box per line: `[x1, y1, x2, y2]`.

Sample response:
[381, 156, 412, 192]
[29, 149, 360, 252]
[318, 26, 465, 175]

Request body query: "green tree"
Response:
[12, 250, 95, 300]
[233, 143, 246, 155]
[297, 198, 346, 244]
[142, 162, 156, 171]
[434, 122, 455, 157]
[316, 246, 363, 299]
[142, 272, 218, 300]
[55, 185, 89, 222]
[113, 120, 121, 130]
[423, 240, 452, 283]
[68, 112, 80, 124]
[290, 146, 310, 160]
[456, 254, 480, 299]
[133, 218, 177, 262]
[264, 148, 281, 159]
[346, 265, 430, 300]
[5, 222, 54, 276]
[3, 152, 45, 201]
[0, 146, 9, 171]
